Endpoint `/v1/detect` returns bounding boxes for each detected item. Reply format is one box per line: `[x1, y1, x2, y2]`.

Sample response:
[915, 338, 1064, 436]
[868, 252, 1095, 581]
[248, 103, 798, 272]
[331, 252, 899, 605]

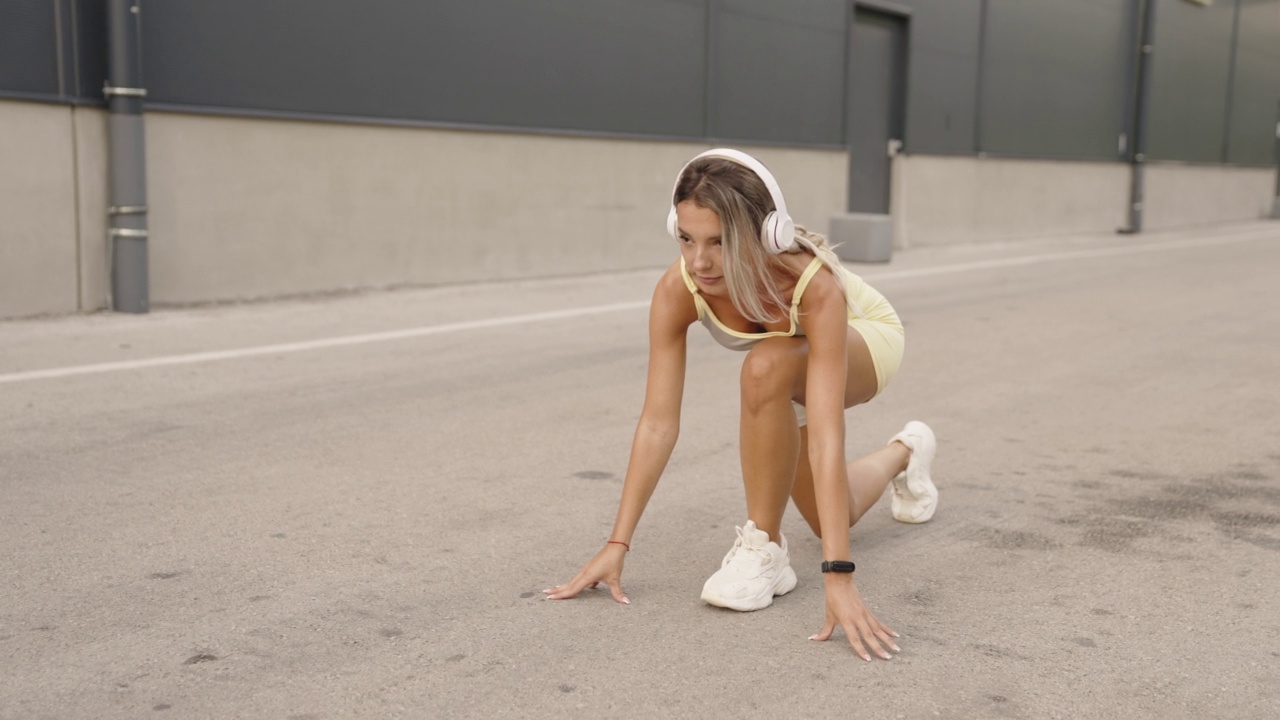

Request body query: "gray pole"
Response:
[1272, 101, 1280, 219]
[1122, 0, 1156, 234]
[973, 0, 989, 155]
[106, 0, 149, 313]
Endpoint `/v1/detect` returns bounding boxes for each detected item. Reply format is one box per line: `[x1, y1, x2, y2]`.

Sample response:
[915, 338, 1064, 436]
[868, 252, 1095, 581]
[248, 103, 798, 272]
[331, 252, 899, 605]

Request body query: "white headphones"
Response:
[666, 148, 797, 254]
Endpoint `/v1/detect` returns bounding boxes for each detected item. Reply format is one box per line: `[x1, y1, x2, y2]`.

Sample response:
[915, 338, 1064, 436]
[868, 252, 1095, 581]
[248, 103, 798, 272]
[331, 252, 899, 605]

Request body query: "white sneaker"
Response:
[888, 421, 939, 523]
[700, 520, 797, 611]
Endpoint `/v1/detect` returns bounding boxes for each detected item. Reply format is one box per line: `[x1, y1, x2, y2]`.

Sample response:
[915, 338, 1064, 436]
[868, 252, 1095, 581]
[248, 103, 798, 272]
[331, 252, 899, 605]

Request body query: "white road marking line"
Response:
[1, 230, 1272, 385]
[0, 302, 649, 384]
[861, 232, 1270, 282]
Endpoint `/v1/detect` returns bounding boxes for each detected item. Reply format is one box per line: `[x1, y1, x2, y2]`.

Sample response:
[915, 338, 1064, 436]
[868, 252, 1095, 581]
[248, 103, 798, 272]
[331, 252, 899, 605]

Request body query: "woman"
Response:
[545, 149, 938, 662]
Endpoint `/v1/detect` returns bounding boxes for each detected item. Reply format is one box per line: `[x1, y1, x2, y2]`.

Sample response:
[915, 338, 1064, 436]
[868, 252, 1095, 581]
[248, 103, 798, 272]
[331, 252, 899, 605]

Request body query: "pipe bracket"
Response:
[109, 228, 149, 239]
[109, 205, 148, 216]
[103, 83, 147, 98]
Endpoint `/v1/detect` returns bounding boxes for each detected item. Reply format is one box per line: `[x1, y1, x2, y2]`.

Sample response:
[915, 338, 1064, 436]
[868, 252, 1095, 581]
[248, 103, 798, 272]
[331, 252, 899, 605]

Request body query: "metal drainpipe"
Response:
[1273, 101, 1280, 218]
[1121, 0, 1157, 235]
[105, 0, 148, 313]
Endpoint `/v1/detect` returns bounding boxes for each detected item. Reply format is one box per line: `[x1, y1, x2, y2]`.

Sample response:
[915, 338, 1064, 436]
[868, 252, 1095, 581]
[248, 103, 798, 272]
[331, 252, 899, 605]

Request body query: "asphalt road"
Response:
[2, 222, 1278, 719]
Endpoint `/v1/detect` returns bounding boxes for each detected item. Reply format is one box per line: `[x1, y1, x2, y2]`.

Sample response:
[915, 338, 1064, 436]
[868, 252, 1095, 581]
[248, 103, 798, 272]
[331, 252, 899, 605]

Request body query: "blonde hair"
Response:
[673, 157, 853, 324]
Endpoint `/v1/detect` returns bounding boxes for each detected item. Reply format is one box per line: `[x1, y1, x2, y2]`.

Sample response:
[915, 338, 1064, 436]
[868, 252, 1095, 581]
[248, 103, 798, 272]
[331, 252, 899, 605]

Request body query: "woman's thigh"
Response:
[786, 325, 878, 407]
[842, 325, 880, 407]
[745, 313, 882, 394]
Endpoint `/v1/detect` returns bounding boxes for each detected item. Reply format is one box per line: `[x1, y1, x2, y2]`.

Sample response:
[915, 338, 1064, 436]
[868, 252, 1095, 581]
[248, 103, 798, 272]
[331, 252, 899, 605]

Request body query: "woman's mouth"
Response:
[697, 275, 722, 285]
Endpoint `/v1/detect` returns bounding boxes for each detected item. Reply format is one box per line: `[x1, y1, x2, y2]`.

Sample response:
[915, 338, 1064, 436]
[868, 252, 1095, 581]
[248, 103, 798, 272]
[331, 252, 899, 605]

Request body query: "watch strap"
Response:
[821, 560, 856, 573]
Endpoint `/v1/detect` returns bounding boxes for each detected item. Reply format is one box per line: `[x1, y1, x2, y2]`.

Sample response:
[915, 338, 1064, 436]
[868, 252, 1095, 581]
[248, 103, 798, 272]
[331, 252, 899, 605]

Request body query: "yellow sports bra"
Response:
[678, 256, 827, 352]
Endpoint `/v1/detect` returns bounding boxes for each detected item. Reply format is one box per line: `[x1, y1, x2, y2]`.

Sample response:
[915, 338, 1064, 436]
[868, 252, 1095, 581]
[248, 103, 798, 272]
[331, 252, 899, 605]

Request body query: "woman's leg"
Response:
[701, 337, 809, 612]
[789, 326, 910, 537]
[792, 431, 910, 537]
[738, 337, 808, 543]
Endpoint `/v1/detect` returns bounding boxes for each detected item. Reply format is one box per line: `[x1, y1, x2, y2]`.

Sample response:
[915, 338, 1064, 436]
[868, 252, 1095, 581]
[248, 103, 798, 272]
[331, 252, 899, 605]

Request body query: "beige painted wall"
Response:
[0, 100, 81, 317]
[891, 154, 1130, 248]
[74, 107, 110, 313]
[143, 112, 846, 305]
[1143, 163, 1277, 230]
[891, 154, 1279, 248]
[3, 99, 1276, 319]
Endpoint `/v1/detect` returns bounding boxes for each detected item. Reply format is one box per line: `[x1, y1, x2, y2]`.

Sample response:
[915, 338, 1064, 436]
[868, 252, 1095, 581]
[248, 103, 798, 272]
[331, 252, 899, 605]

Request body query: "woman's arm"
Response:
[797, 274, 852, 562]
[608, 266, 694, 546]
[545, 264, 695, 602]
[798, 271, 899, 660]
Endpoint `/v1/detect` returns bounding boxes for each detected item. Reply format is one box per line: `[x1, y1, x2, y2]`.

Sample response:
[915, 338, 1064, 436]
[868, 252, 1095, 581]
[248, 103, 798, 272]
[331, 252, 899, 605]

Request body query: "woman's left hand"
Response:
[809, 574, 900, 661]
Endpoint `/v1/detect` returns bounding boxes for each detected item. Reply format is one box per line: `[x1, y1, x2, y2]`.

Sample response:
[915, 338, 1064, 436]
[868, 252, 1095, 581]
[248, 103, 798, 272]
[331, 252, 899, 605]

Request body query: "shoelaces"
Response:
[724, 528, 773, 573]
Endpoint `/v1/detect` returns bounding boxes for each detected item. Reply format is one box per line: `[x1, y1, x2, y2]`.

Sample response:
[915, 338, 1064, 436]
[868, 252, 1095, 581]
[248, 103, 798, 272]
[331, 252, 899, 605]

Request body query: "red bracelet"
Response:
[607, 540, 630, 551]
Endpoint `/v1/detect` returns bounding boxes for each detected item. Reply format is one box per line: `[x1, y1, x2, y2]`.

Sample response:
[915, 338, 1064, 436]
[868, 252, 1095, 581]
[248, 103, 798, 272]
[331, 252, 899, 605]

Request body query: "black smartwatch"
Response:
[821, 560, 856, 573]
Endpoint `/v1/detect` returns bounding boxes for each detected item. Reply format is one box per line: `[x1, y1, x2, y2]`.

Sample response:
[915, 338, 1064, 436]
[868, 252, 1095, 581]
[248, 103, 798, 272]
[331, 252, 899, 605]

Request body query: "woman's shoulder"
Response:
[793, 255, 847, 313]
[657, 258, 691, 294]
[652, 260, 699, 325]
[779, 251, 838, 292]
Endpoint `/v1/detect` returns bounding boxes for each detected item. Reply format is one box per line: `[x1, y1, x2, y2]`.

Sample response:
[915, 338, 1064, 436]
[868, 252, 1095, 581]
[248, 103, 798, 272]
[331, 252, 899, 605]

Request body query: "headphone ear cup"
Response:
[777, 215, 796, 251]
[667, 205, 679, 239]
[761, 212, 797, 254]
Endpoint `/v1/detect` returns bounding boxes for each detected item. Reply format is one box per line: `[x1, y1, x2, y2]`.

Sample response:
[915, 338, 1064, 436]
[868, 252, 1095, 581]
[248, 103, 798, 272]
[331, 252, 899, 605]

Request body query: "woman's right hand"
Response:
[543, 543, 630, 604]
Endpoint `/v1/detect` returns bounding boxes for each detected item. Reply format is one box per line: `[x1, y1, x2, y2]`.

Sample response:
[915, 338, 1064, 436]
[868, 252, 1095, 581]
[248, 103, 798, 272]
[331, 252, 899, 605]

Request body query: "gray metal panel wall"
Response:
[714, 0, 845, 145]
[897, 0, 983, 155]
[67, 0, 106, 100]
[140, 0, 706, 137]
[0, 0, 107, 102]
[1145, 0, 1237, 163]
[3, 0, 1277, 165]
[0, 0, 59, 96]
[979, 0, 1131, 160]
[1226, 0, 1280, 166]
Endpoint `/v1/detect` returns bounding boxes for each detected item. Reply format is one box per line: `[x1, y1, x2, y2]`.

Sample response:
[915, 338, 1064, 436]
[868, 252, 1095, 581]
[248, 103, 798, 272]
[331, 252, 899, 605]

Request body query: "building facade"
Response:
[1, 0, 1278, 317]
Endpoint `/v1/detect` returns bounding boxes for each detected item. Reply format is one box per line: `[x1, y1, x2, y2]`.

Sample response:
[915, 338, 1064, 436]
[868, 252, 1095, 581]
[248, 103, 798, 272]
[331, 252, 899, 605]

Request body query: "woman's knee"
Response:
[740, 340, 802, 412]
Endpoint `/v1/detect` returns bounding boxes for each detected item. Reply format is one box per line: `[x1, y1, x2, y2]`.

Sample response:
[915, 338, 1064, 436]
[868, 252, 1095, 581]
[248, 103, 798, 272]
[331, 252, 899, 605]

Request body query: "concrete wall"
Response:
[0, 102, 846, 316]
[1143, 163, 1277, 230]
[142, 112, 846, 305]
[891, 154, 1280, 248]
[891, 154, 1130, 248]
[0, 100, 81, 317]
[3, 99, 1276, 319]
[74, 107, 110, 313]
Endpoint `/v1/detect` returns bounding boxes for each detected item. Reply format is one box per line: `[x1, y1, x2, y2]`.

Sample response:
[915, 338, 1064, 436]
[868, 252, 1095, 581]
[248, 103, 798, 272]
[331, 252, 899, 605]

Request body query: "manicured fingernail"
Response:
[891, 631, 901, 638]
[891, 644, 901, 652]
[808, 635, 818, 641]
[622, 597, 631, 604]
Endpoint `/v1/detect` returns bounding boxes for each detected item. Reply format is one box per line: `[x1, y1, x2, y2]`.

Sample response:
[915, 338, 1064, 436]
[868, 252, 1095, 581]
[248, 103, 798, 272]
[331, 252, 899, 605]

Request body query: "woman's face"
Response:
[675, 200, 727, 296]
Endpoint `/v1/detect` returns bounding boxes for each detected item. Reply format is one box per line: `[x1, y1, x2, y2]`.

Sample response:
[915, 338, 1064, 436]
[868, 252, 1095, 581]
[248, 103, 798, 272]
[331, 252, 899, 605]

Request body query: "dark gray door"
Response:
[847, 8, 907, 214]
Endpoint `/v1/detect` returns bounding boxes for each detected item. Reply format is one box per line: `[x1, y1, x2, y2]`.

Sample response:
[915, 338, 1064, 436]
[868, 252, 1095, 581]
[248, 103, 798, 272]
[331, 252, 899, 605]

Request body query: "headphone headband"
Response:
[666, 148, 796, 254]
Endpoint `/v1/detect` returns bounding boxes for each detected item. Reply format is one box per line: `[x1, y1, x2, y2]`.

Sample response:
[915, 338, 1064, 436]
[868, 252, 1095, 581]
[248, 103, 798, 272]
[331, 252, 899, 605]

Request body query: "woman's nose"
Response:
[691, 246, 711, 270]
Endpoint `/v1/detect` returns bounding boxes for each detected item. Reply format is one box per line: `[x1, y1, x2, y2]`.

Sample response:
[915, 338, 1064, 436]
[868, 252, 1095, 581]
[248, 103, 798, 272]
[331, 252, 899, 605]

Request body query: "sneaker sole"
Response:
[891, 483, 937, 523]
[700, 566, 798, 612]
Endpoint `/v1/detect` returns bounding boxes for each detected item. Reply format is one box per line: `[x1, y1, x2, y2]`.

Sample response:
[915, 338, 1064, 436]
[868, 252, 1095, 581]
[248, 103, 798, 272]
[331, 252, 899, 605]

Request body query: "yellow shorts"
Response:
[844, 268, 905, 396]
[851, 315, 906, 396]
[793, 271, 904, 426]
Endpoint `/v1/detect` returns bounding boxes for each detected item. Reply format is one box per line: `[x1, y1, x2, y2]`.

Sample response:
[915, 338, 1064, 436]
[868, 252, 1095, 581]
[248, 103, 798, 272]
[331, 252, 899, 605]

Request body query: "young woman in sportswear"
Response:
[545, 149, 938, 661]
